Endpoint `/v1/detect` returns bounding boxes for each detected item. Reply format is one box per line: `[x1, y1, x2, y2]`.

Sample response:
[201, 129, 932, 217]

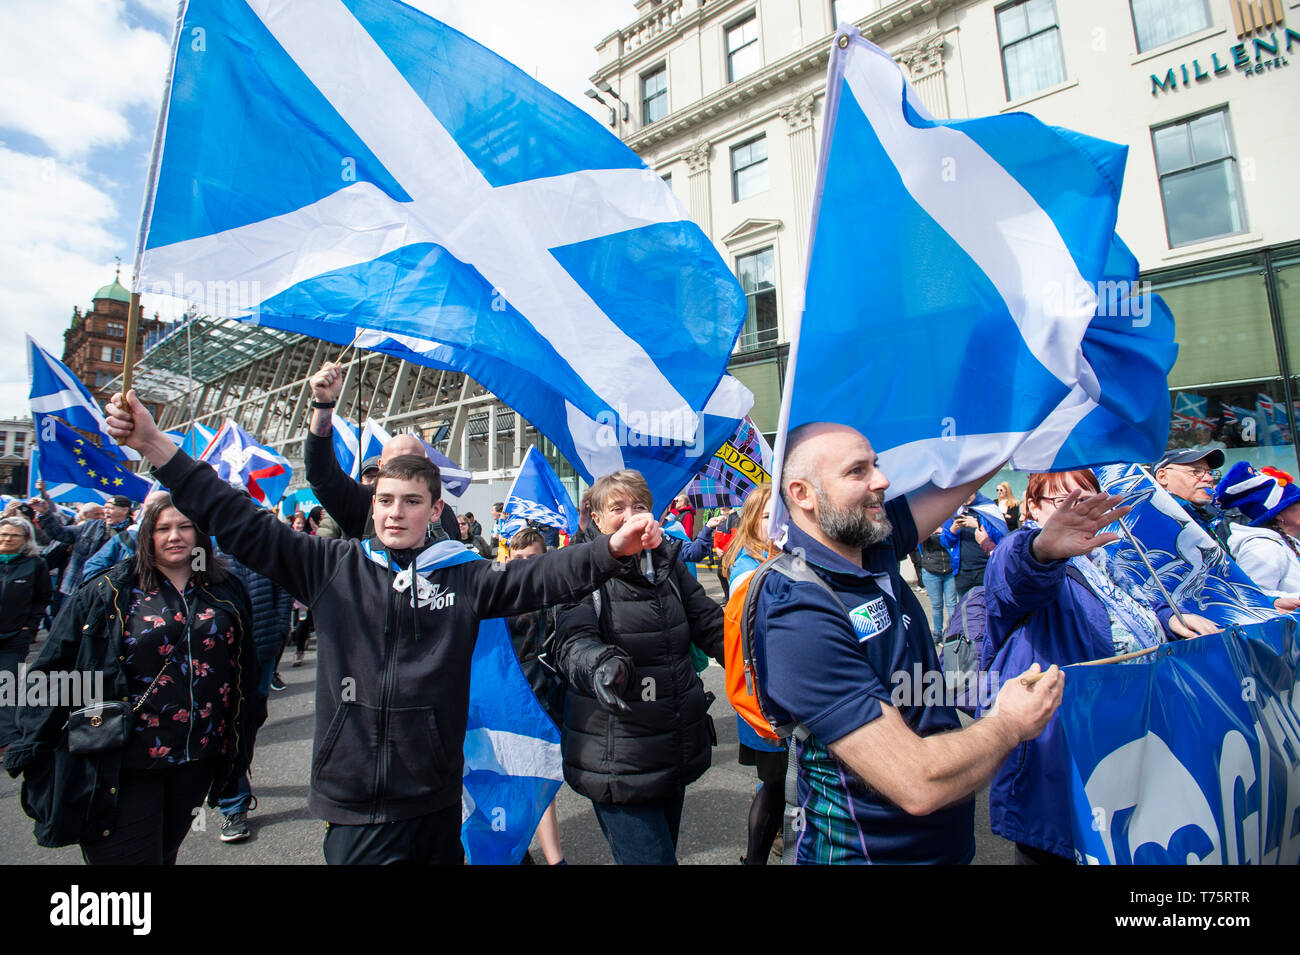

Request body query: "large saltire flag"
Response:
[32, 414, 152, 501]
[773, 27, 1178, 511]
[684, 416, 773, 508]
[135, 0, 748, 504]
[350, 329, 754, 510]
[28, 335, 137, 462]
[199, 419, 293, 507]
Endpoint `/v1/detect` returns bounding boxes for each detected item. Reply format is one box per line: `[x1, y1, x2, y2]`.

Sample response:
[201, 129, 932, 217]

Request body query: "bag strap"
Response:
[740, 553, 839, 741]
[132, 648, 180, 715]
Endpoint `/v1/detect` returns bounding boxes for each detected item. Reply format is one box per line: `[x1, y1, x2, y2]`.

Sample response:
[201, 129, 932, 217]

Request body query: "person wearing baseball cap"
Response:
[1213, 462, 1300, 597]
[1152, 446, 1229, 551]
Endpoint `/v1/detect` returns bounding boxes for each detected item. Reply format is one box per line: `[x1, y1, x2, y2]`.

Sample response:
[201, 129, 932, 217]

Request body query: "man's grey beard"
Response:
[814, 484, 891, 549]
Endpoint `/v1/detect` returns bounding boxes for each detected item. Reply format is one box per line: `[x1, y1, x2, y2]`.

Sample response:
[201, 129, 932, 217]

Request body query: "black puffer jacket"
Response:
[2, 562, 261, 848]
[555, 538, 724, 804]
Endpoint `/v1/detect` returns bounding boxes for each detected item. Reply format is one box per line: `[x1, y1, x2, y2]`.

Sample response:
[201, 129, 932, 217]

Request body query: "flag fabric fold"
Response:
[501, 446, 578, 538]
[773, 27, 1177, 506]
[199, 419, 293, 507]
[684, 416, 773, 508]
[28, 335, 138, 462]
[32, 414, 152, 501]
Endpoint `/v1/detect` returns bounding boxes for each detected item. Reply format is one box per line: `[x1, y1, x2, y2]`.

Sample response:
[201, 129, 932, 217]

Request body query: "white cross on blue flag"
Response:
[200, 419, 293, 507]
[137, 0, 748, 506]
[501, 446, 579, 539]
[775, 28, 1178, 502]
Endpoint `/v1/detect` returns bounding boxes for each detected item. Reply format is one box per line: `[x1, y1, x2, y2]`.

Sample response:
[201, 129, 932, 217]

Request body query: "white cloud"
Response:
[0, 148, 124, 418]
[407, 0, 632, 110]
[0, 0, 171, 159]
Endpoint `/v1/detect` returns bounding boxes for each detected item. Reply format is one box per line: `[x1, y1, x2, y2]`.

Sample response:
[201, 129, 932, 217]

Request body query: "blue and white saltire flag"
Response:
[1092, 463, 1276, 627]
[772, 27, 1177, 516]
[1171, 392, 1213, 433]
[1060, 614, 1300, 865]
[331, 414, 361, 479]
[199, 419, 293, 507]
[361, 538, 560, 864]
[33, 414, 153, 502]
[135, 0, 747, 502]
[415, 436, 470, 497]
[354, 329, 755, 510]
[165, 421, 219, 458]
[501, 446, 578, 538]
[28, 335, 138, 462]
[360, 418, 390, 467]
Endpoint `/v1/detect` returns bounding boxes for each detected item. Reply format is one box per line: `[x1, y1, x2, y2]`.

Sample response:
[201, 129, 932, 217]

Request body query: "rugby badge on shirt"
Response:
[849, 596, 892, 642]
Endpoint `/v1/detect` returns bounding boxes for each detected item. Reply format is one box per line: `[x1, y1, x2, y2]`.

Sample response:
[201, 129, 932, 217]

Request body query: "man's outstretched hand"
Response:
[607, 513, 663, 559]
[105, 390, 177, 468]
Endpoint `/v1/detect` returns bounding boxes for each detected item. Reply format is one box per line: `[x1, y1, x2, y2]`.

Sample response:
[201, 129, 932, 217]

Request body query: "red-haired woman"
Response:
[982, 469, 1218, 865]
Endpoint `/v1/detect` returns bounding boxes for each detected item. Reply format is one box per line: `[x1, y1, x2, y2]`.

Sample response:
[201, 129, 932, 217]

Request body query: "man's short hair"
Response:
[509, 527, 546, 554]
[780, 423, 823, 510]
[493, 502, 504, 511]
[377, 454, 441, 501]
[588, 469, 654, 514]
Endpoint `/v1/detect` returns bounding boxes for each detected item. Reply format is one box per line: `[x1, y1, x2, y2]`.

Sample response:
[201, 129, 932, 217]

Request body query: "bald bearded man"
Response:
[305, 362, 460, 541]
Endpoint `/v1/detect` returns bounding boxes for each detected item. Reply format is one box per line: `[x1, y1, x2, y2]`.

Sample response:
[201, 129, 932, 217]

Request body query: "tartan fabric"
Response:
[684, 417, 769, 508]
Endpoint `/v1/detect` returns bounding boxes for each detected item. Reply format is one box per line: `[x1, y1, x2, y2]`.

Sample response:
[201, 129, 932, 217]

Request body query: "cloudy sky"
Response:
[0, 0, 634, 418]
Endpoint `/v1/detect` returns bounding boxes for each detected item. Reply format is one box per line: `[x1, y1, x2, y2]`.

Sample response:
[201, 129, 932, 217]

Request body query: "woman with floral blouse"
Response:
[4, 494, 260, 864]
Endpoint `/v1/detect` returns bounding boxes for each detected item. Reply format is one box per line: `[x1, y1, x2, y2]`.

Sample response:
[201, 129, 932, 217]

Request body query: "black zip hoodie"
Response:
[155, 450, 628, 824]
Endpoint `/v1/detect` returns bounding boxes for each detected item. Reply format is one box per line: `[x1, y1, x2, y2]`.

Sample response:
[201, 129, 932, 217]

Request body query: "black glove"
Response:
[592, 656, 632, 715]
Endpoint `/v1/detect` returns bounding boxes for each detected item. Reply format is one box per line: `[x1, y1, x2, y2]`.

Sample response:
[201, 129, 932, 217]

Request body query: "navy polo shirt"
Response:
[752, 499, 975, 864]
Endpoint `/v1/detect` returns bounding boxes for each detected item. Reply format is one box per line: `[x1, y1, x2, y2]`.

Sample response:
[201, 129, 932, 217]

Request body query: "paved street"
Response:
[0, 564, 1010, 865]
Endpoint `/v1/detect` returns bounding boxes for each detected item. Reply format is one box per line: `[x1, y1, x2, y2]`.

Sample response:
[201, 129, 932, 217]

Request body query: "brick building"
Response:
[62, 271, 172, 417]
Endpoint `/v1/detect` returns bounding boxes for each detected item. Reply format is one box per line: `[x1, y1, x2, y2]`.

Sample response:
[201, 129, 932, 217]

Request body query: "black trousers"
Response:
[322, 804, 464, 865]
[81, 762, 215, 865]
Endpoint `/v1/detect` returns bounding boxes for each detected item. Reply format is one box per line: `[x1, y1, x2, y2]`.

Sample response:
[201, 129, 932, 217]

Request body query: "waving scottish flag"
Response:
[200, 419, 293, 506]
[415, 435, 471, 498]
[775, 28, 1177, 502]
[165, 421, 219, 458]
[331, 414, 362, 479]
[137, 0, 746, 489]
[501, 446, 578, 538]
[28, 336, 138, 462]
[353, 328, 754, 510]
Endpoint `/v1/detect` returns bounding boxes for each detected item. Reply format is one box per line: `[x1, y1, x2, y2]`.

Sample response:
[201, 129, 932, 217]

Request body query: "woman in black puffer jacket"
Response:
[555, 470, 723, 865]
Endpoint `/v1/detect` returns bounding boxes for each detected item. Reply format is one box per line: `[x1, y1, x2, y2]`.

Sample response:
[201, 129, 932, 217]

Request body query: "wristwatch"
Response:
[310, 399, 336, 409]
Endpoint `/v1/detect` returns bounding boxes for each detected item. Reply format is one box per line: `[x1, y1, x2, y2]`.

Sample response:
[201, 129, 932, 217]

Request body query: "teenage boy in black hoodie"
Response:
[106, 389, 662, 864]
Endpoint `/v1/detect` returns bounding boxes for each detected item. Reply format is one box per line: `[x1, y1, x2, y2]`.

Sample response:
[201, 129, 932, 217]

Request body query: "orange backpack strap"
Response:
[739, 552, 837, 742]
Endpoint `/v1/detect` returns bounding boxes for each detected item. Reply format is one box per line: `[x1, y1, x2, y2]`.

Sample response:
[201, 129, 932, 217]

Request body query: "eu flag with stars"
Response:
[34, 414, 151, 501]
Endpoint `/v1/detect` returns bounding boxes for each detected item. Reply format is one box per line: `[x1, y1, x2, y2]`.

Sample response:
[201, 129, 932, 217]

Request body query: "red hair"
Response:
[1024, 469, 1100, 505]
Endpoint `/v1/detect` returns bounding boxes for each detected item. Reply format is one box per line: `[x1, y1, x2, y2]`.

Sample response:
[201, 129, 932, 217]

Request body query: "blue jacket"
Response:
[982, 528, 1175, 859]
[939, 495, 1006, 576]
[80, 529, 137, 584]
[224, 552, 294, 660]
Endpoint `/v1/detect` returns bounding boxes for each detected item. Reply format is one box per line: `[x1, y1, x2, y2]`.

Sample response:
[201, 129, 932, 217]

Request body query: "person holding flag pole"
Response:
[101, 388, 663, 864]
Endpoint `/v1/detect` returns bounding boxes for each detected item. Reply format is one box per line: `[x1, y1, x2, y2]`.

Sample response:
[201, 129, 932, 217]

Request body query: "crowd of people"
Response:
[3, 362, 1296, 866]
